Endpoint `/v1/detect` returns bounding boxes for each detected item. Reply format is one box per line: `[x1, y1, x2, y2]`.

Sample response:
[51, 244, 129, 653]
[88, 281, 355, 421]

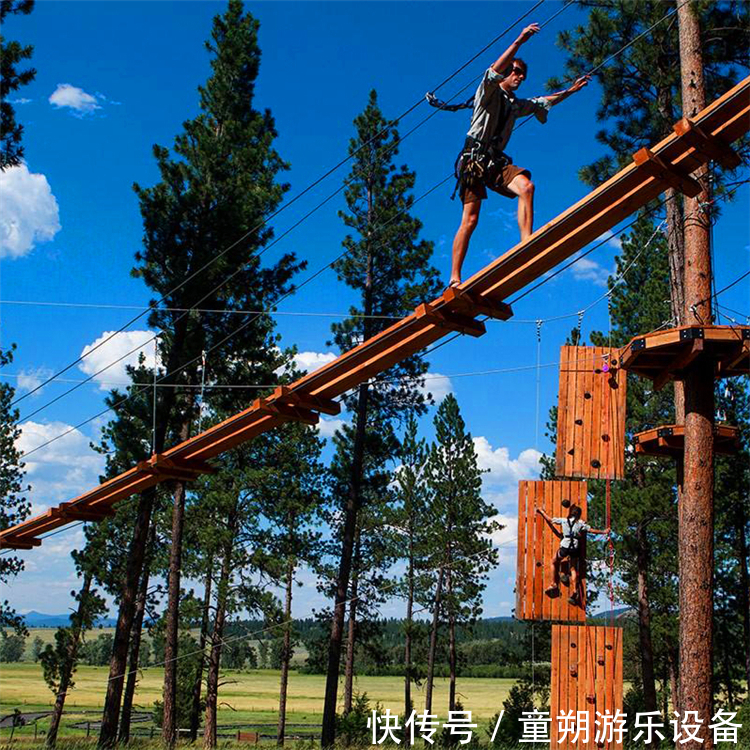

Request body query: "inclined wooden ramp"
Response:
[3, 75, 748, 550]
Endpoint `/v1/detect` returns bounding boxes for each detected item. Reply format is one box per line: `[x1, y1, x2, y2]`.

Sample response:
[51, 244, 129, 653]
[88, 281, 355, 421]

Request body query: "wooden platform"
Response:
[551, 624, 623, 750]
[3, 75, 749, 551]
[634, 423, 741, 457]
[556, 347, 627, 480]
[516, 481, 588, 623]
[621, 325, 750, 389]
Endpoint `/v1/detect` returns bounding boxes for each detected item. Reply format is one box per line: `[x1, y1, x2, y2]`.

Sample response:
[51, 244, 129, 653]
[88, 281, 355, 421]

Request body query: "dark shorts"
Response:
[557, 546, 579, 560]
[461, 164, 531, 203]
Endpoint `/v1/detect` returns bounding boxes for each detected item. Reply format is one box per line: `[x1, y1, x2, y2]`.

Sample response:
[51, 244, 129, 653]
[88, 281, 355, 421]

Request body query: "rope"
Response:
[197, 350, 208, 434]
[535, 320, 543, 451]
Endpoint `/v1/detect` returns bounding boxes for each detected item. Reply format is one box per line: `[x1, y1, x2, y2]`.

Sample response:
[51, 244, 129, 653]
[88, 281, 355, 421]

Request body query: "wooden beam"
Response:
[633, 147, 703, 197]
[673, 117, 742, 170]
[0, 536, 41, 549]
[4, 76, 748, 552]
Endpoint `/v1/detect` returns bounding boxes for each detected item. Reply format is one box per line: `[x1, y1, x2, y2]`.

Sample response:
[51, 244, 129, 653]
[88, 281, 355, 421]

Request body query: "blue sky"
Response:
[2, 2, 748, 624]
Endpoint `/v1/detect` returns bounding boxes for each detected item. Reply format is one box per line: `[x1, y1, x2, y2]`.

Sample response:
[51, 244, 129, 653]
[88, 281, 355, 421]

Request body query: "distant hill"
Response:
[591, 607, 634, 620]
[23, 611, 118, 628]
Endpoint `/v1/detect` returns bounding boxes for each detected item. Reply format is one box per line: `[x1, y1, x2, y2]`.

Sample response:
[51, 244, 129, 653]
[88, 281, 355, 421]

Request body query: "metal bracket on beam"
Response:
[441, 286, 513, 321]
[252, 397, 319, 426]
[633, 147, 702, 198]
[679, 327, 704, 341]
[271, 385, 341, 416]
[673, 118, 741, 170]
[415, 302, 486, 338]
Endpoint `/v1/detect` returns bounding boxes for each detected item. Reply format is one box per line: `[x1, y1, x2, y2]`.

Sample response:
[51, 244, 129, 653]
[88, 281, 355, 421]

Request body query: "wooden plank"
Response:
[576, 625, 587, 749]
[533, 481, 544, 620]
[556, 345, 570, 477]
[516, 482, 527, 619]
[592, 350, 606, 479]
[551, 625, 562, 744]
[571, 346, 585, 477]
[614, 628, 624, 746]
[560, 624, 570, 750]
[524, 482, 537, 620]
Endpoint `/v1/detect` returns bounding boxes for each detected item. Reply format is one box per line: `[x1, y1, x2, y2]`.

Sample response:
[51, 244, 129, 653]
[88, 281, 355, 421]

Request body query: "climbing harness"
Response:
[451, 136, 512, 200]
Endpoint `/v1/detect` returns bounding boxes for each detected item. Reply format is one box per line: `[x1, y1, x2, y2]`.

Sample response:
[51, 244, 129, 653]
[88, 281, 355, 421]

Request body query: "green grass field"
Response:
[0, 662, 515, 744]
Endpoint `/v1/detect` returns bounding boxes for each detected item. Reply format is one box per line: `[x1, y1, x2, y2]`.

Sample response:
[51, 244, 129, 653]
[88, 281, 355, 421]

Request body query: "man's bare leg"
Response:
[546, 553, 560, 594]
[450, 198, 482, 285]
[506, 173, 535, 241]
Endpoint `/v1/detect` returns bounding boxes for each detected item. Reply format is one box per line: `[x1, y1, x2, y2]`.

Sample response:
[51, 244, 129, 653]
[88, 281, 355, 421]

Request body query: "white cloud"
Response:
[9, 97, 32, 105]
[317, 416, 347, 438]
[0, 164, 61, 259]
[420, 372, 453, 403]
[15, 367, 53, 396]
[49, 84, 101, 115]
[570, 254, 610, 287]
[293, 350, 337, 374]
[78, 330, 158, 389]
[489, 512, 519, 565]
[16, 420, 105, 506]
[599, 229, 623, 250]
[473, 437, 542, 487]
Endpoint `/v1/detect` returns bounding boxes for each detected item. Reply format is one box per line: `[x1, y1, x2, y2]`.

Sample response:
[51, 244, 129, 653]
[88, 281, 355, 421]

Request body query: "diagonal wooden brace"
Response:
[252, 397, 319, 426]
[441, 286, 513, 321]
[57, 503, 115, 521]
[415, 302, 486, 338]
[137, 454, 217, 482]
[653, 338, 704, 391]
[272, 385, 341, 416]
[674, 118, 741, 170]
[633, 147, 702, 198]
[0, 535, 41, 550]
[718, 339, 750, 375]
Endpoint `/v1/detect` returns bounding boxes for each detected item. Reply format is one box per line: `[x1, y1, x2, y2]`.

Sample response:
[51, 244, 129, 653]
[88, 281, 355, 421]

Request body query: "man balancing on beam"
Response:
[535, 499, 609, 606]
[427, 23, 590, 286]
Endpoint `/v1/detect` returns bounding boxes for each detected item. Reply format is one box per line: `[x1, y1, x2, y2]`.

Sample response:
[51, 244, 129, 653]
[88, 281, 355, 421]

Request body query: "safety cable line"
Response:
[17, 175, 453, 457]
[10, 0, 584, 425]
[11, 3, 548, 408]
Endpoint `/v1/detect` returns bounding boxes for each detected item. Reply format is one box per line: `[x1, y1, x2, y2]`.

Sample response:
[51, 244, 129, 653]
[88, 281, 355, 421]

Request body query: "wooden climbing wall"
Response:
[516, 480, 587, 623]
[556, 346, 627, 480]
[551, 624, 624, 750]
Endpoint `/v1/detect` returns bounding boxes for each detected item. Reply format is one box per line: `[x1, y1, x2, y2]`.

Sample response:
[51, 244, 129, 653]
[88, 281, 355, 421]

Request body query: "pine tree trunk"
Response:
[98, 491, 155, 748]
[162, 477, 188, 747]
[636, 523, 659, 727]
[447, 564, 457, 714]
[424, 568, 444, 715]
[162, 418, 192, 747]
[343, 532, 361, 715]
[669, 647, 680, 714]
[321, 198, 375, 746]
[189, 560, 214, 742]
[277, 554, 295, 746]
[203, 527, 233, 750]
[404, 526, 414, 721]
[118, 519, 156, 745]
[734, 500, 750, 687]
[46, 571, 93, 749]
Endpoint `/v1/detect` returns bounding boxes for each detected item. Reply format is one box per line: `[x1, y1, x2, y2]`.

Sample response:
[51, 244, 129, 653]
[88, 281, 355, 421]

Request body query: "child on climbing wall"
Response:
[535, 500, 610, 606]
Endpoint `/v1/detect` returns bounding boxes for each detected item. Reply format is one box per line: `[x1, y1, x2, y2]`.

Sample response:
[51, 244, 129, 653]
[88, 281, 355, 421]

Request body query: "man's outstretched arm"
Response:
[543, 75, 592, 106]
[491, 23, 540, 74]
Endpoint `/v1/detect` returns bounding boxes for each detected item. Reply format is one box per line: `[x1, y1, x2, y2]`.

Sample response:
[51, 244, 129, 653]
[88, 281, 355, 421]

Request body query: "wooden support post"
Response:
[252, 397, 319, 426]
[633, 147, 702, 197]
[677, 4, 714, 747]
[441, 285, 513, 321]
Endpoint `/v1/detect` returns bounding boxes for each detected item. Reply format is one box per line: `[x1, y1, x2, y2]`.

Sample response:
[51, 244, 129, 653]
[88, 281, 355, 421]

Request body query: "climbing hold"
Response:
[591, 459, 601, 469]
[602, 434, 610, 442]
[575, 418, 583, 425]
[584, 392, 592, 399]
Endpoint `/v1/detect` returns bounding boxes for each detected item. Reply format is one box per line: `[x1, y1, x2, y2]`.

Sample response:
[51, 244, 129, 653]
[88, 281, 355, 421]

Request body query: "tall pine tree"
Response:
[320, 89, 441, 745]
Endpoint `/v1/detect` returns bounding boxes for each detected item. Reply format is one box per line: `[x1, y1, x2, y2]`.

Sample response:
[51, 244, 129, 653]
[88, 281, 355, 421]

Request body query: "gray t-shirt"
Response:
[467, 68, 551, 150]
[553, 517, 592, 550]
